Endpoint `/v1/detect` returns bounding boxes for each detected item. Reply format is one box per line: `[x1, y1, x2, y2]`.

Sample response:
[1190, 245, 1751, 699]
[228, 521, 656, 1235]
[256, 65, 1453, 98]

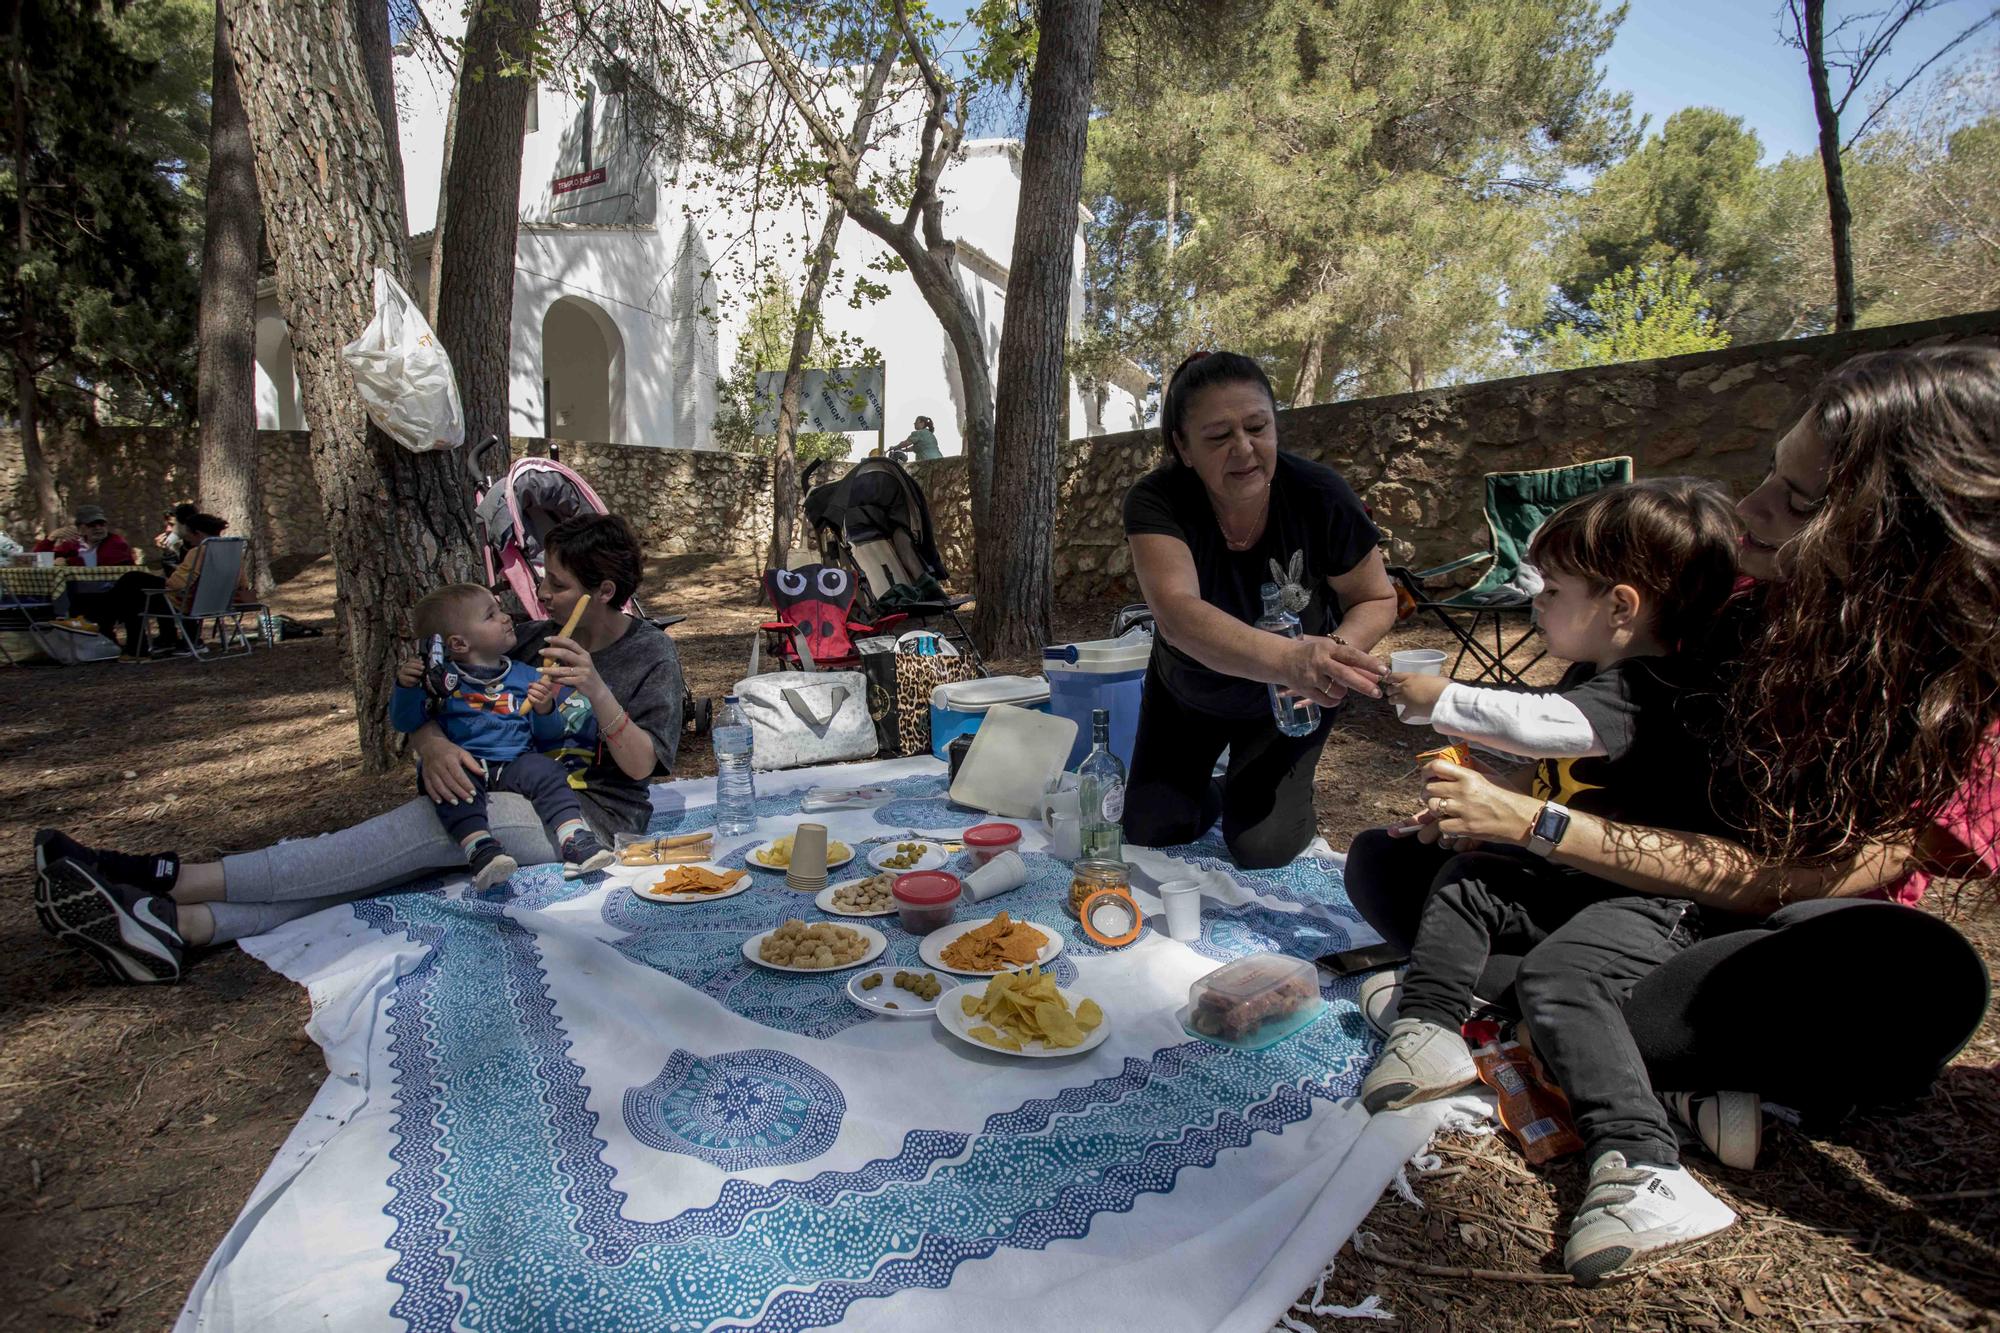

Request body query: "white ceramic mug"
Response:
[1040, 774, 1083, 861]
[1388, 648, 1447, 725]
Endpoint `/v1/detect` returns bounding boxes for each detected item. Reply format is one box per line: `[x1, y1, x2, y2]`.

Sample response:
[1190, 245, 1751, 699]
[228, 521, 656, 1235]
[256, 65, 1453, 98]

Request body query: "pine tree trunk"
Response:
[770, 199, 846, 568]
[221, 0, 482, 770]
[979, 0, 1103, 655]
[1802, 0, 1857, 332]
[196, 3, 268, 592]
[433, 0, 539, 460]
[9, 1, 57, 533]
[1291, 334, 1323, 408]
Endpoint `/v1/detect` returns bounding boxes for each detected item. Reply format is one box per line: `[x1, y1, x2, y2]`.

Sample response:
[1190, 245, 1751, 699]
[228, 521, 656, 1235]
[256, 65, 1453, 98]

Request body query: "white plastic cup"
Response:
[1159, 879, 1203, 942]
[1040, 775, 1083, 861]
[964, 850, 1029, 902]
[33, 551, 55, 568]
[1388, 649, 1447, 725]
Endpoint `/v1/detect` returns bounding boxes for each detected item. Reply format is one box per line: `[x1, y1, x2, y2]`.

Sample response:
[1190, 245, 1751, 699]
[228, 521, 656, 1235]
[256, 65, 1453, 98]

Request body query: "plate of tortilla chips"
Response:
[935, 967, 1109, 1058]
[919, 911, 1063, 976]
[630, 864, 751, 904]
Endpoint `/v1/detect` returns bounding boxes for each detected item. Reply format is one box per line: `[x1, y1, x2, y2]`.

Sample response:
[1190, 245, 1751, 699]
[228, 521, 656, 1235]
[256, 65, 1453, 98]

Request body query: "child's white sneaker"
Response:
[1564, 1150, 1738, 1283]
[1664, 1091, 1762, 1170]
[1359, 1017, 1479, 1113]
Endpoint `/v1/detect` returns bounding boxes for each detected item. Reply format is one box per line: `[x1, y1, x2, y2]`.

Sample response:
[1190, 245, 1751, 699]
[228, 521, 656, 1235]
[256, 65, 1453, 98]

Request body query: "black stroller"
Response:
[799, 455, 984, 671]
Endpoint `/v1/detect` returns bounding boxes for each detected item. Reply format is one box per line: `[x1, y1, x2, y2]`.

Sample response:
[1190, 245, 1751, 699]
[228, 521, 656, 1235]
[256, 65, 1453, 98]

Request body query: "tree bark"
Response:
[979, 0, 1103, 655]
[1803, 0, 1858, 331]
[433, 0, 539, 465]
[196, 3, 268, 592]
[769, 198, 846, 568]
[221, 0, 482, 770]
[1290, 334, 1323, 408]
[9, 0, 57, 533]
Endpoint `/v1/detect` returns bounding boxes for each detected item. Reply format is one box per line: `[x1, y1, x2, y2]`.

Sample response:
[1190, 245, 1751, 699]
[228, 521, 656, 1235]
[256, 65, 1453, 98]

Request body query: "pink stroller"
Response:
[471, 437, 707, 729]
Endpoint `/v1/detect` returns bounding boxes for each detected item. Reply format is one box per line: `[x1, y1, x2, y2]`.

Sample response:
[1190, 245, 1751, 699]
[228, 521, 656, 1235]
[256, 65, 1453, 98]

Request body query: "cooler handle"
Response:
[1042, 645, 1080, 665]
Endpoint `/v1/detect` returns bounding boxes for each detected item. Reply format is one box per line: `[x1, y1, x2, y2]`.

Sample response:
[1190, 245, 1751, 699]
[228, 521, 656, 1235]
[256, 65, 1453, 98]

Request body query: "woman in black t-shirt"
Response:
[1121, 351, 1397, 867]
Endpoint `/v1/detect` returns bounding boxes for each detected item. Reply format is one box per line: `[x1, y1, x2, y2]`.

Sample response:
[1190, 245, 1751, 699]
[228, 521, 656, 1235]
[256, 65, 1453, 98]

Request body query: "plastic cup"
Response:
[1159, 879, 1203, 942]
[786, 823, 830, 891]
[964, 850, 1028, 902]
[1389, 649, 1447, 725]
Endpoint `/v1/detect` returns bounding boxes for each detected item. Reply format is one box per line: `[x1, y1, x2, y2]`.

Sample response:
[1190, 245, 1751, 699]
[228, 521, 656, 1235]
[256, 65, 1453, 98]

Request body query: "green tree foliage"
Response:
[1539, 259, 1731, 369]
[1078, 0, 1634, 403]
[713, 280, 862, 468]
[0, 0, 201, 437]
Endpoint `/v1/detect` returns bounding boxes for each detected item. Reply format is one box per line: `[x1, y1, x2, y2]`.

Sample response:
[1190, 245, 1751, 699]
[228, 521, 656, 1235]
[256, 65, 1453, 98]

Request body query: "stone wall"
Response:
[6, 309, 1994, 600]
[912, 309, 2000, 604]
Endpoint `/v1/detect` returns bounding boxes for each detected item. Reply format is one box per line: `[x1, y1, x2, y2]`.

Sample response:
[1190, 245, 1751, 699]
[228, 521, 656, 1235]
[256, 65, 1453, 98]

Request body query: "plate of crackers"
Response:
[935, 967, 1109, 1058]
[630, 864, 751, 905]
[919, 911, 1064, 976]
[742, 919, 886, 973]
[816, 872, 897, 918]
[846, 967, 958, 1018]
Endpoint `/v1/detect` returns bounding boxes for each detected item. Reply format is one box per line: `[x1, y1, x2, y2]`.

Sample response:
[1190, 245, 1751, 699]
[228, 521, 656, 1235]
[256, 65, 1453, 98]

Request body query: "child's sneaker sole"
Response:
[474, 854, 520, 893]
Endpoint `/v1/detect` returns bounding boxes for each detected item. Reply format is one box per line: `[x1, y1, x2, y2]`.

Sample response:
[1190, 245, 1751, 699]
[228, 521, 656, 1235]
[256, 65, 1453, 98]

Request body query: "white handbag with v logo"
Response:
[732, 670, 879, 771]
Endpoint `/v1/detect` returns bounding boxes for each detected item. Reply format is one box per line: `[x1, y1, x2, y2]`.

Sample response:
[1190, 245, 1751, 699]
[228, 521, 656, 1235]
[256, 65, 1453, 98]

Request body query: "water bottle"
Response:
[713, 695, 758, 835]
[1257, 582, 1321, 738]
[1077, 708, 1126, 860]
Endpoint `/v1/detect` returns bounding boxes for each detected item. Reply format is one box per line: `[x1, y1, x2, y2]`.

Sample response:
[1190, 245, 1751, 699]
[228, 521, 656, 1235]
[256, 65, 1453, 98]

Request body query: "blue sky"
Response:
[1604, 0, 1989, 161]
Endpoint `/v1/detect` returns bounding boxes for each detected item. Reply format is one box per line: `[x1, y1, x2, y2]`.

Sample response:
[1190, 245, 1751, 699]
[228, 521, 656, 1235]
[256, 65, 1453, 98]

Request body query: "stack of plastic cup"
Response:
[786, 823, 830, 894]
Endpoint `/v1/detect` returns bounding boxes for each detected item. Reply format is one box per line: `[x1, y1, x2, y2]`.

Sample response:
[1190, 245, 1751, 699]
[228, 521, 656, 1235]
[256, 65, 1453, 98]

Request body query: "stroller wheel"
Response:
[687, 694, 713, 736]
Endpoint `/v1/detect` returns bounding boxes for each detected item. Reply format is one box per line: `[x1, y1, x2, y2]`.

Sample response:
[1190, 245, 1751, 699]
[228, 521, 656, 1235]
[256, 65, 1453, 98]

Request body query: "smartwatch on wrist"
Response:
[1525, 800, 1571, 857]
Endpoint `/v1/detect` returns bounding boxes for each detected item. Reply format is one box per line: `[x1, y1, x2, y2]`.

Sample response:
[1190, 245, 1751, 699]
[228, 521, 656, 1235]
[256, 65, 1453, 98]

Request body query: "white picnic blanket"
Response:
[179, 758, 1447, 1332]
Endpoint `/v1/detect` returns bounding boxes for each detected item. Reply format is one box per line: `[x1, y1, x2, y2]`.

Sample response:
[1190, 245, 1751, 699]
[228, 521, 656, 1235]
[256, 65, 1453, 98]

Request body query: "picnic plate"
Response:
[628, 865, 751, 905]
[815, 877, 898, 918]
[867, 840, 950, 873]
[747, 838, 855, 873]
[845, 968, 962, 1018]
[935, 983, 1112, 1058]
[741, 923, 887, 974]
[918, 916, 1065, 976]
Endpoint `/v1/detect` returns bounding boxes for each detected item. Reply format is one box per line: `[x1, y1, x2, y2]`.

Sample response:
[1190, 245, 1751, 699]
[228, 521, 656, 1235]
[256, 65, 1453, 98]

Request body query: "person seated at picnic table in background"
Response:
[32, 513, 685, 983]
[74, 511, 248, 658]
[1120, 350, 1398, 868]
[34, 503, 135, 567]
[154, 500, 199, 577]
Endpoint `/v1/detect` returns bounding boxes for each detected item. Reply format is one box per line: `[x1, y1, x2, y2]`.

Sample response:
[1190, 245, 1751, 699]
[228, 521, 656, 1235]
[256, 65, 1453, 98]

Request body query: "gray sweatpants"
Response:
[209, 795, 562, 944]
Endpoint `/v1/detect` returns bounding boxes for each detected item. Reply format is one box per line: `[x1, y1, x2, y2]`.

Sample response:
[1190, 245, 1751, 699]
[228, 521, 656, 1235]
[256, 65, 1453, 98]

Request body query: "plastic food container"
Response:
[1181, 953, 1325, 1051]
[962, 822, 1022, 867]
[892, 870, 962, 935]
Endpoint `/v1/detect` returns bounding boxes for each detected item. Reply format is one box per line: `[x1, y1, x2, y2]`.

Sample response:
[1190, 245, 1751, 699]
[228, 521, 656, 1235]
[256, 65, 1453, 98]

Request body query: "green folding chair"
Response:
[1388, 456, 1634, 685]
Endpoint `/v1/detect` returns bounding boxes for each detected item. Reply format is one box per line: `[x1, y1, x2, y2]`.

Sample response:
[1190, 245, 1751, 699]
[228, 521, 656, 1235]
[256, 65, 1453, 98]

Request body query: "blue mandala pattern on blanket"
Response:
[354, 890, 1380, 1333]
[624, 1048, 845, 1171]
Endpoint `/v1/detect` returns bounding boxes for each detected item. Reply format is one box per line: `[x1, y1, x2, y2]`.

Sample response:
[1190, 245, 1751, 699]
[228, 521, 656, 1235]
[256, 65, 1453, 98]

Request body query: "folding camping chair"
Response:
[757, 563, 907, 671]
[1387, 456, 1633, 685]
[0, 581, 58, 666]
[139, 537, 266, 664]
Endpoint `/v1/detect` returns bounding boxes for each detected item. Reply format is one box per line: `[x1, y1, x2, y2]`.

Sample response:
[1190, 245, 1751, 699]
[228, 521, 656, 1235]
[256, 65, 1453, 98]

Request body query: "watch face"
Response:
[1533, 806, 1569, 843]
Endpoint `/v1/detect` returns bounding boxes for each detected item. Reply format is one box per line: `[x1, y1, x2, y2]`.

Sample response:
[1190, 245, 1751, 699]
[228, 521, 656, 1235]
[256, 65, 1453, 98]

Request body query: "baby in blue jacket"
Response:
[390, 583, 615, 890]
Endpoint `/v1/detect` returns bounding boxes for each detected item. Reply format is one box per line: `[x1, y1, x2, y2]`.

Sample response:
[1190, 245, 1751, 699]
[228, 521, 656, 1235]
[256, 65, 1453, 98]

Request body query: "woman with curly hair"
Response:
[1346, 344, 1995, 1273]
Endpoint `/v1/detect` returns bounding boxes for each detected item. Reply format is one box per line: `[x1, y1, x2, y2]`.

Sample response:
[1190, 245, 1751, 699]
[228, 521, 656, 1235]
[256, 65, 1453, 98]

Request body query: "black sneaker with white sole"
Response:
[34, 828, 180, 896]
[34, 856, 187, 984]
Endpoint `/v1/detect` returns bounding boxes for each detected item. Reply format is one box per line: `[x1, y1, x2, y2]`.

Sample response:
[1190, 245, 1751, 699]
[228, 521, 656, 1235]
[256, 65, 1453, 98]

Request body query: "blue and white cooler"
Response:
[928, 675, 1052, 759]
[1042, 636, 1152, 770]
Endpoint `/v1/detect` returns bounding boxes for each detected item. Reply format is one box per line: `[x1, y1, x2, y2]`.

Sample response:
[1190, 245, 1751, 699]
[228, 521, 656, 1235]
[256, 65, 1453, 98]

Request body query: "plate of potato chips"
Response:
[935, 967, 1109, 1058]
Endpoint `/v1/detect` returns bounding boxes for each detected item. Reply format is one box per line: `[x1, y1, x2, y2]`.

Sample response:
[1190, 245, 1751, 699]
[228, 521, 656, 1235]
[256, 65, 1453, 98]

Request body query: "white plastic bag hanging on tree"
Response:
[340, 268, 466, 453]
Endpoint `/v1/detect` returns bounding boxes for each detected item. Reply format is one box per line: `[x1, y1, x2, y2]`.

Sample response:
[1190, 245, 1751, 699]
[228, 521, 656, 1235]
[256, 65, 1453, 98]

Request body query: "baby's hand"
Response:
[526, 676, 556, 712]
[1383, 671, 1449, 711]
[396, 656, 425, 688]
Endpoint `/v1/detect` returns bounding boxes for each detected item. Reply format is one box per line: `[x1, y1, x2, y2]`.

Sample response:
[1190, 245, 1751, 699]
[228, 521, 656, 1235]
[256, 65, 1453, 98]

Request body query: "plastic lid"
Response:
[935, 675, 1051, 709]
[1189, 952, 1317, 1004]
[962, 822, 1022, 849]
[1042, 637, 1153, 671]
[724, 694, 739, 703]
[892, 870, 962, 906]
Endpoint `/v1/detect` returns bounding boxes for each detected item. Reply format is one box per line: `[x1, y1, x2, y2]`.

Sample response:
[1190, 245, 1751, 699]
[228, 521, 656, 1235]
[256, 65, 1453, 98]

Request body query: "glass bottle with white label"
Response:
[1077, 708, 1126, 861]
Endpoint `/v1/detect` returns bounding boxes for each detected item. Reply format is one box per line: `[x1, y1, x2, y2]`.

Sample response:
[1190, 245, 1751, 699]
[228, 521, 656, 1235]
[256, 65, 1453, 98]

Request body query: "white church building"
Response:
[253, 24, 1148, 458]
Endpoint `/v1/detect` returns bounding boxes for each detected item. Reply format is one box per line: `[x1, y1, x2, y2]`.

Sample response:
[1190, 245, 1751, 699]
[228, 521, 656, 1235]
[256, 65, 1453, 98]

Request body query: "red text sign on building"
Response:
[552, 167, 607, 195]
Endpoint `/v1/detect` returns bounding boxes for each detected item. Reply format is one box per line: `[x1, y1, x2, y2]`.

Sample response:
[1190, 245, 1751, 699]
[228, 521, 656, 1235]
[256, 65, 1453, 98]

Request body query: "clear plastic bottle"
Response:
[1077, 708, 1127, 860]
[1257, 582, 1322, 738]
[713, 695, 758, 836]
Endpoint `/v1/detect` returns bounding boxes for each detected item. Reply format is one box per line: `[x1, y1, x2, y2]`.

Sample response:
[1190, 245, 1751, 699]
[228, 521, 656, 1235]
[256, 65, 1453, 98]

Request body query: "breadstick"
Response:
[543, 597, 590, 669]
[659, 831, 712, 850]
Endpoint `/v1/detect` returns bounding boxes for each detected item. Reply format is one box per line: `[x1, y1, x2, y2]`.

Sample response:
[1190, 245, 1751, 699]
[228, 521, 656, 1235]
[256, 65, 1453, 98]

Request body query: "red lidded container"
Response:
[961, 822, 1023, 868]
[892, 870, 962, 935]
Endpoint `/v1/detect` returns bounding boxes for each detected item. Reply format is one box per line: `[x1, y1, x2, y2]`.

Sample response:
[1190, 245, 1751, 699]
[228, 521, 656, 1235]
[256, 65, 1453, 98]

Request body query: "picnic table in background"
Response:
[180, 757, 1454, 1333]
[0, 562, 147, 615]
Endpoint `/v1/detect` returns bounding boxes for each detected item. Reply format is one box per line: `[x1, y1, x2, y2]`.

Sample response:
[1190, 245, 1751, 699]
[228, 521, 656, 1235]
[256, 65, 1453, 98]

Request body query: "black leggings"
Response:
[1123, 675, 1336, 869]
[1345, 827, 1992, 1117]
